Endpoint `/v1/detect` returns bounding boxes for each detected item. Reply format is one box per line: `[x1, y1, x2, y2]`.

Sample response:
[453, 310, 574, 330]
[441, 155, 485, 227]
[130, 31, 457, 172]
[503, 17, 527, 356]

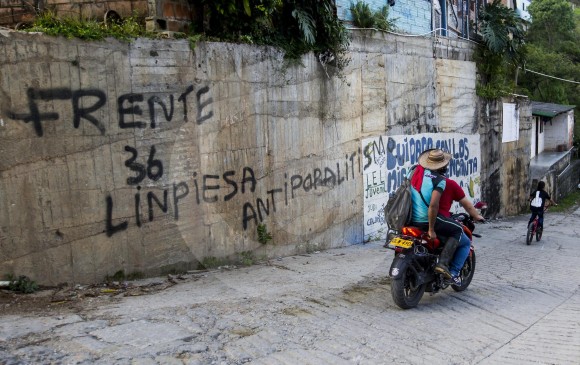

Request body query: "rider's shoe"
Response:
[445, 275, 462, 286]
[435, 264, 452, 279]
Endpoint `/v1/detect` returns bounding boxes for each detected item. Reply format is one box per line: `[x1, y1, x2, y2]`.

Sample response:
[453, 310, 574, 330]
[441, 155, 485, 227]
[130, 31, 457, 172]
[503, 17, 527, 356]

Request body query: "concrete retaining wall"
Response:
[478, 97, 533, 218]
[1, 30, 482, 285]
[556, 159, 580, 200]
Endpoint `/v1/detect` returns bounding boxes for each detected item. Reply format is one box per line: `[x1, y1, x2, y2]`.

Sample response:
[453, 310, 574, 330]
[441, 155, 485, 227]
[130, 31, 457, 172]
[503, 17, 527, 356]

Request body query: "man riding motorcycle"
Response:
[437, 169, 484, 284]
[408, 149, 482, 284]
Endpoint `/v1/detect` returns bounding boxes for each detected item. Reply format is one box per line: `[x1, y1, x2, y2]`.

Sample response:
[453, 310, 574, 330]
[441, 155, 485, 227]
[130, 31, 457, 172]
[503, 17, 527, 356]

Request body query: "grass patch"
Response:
[24, 11, 156, 42]
[239, 251, 255, 266]
[4, 274, 39, 294]
[550, 190, 580, 213]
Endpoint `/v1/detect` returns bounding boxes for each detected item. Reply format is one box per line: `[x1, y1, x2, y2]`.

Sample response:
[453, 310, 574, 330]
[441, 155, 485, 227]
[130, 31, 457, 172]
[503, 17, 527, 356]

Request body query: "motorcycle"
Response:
[386, 212, 483, 309]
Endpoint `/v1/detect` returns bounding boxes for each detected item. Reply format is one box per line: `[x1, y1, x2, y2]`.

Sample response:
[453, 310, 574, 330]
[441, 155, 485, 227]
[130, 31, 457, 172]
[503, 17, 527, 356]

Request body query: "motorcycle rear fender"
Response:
[389, 253, 414, 279]
[390, 253, 436, 284]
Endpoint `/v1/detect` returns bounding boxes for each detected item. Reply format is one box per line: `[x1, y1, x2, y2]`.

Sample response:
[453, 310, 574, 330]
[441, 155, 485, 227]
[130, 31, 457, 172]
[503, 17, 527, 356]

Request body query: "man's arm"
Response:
[428, 190, 441, 239]
[458, 196, 484, 221]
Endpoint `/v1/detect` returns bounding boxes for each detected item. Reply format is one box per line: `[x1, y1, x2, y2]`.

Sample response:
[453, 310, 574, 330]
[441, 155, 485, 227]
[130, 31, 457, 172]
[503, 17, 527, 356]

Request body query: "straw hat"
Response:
[418, 149, 451, 170]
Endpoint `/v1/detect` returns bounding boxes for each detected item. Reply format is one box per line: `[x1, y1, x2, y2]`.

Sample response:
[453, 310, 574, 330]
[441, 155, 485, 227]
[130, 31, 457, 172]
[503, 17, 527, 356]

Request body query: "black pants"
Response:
[414, 214, 463, 243]
[528, 208, 544, 229]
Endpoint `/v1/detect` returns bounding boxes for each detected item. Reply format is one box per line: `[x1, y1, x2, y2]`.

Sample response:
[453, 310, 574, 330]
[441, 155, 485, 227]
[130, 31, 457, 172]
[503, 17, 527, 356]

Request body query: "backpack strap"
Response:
[410, 165, 430, 207]
[418, 190, 430, 207]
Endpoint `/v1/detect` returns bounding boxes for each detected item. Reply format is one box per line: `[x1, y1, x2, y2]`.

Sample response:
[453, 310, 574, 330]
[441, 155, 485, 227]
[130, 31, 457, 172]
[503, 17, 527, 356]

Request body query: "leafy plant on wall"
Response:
[196, 0, 350, 72]
[475, 0, 527, 99]
[23, 1, 350, 74]
[349, 1, 396, 32]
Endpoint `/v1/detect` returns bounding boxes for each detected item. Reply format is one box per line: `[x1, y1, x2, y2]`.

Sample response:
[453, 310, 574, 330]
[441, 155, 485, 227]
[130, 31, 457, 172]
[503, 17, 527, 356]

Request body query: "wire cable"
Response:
[348, 26, 578, 85]
[522, 68, 580, 84]
[346, 26, 481, 45]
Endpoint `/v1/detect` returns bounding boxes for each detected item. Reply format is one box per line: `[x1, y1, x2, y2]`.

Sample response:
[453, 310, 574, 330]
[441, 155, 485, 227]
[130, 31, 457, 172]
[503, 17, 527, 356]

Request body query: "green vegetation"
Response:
[517, 0, 580, 145]
[475, 0, 527, 99]
[239, 251, 255, 266]
[257, 223, 273, 245]
[23, 2, 350, 73]
[549, 190, 580, 213]
[4, 274, 39, 294]
[182, 1, 350, 71]
[25, 11, 154, 41]
[198, 256, 227, 270]
[349, 1, 396, 32]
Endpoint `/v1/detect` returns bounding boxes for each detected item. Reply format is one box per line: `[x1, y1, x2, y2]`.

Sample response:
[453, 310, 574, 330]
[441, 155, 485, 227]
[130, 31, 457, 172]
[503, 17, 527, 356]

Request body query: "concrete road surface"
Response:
[1, 208, 579, 365]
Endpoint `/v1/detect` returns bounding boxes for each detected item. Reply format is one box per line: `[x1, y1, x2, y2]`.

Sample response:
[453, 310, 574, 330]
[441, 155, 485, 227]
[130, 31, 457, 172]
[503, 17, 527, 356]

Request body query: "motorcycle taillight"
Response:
[402, 226, 422, 237]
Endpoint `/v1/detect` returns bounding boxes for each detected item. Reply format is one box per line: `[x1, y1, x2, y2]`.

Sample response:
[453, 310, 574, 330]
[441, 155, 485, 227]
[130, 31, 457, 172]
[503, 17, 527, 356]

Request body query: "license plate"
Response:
[390, 237, 413, 249]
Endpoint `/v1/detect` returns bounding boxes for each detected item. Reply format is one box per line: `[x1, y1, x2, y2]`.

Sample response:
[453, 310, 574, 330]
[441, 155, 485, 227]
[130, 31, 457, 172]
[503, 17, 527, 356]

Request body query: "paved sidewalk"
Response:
[1, 208, 579, 364]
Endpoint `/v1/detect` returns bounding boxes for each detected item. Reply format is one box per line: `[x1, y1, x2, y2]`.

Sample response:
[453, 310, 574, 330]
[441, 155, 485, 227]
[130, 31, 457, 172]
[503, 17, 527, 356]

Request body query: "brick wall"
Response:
[336, 0, 432, 35]
[0, 0, 148, 28]
[390, 0, 432, 34]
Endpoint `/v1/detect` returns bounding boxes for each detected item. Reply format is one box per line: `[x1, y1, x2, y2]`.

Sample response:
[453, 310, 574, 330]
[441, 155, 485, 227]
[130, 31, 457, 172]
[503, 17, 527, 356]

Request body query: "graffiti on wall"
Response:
[6, 85, 360, 236]
[362, 133, 481, 242]
[106, 152, 359, 236]
[7, 85, 213, 136]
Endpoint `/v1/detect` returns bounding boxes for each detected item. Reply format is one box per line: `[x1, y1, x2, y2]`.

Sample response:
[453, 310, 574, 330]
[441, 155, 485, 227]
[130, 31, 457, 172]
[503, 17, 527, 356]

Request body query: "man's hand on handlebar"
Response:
[473, 213, 485, 223]
[428, 229, 437, 240]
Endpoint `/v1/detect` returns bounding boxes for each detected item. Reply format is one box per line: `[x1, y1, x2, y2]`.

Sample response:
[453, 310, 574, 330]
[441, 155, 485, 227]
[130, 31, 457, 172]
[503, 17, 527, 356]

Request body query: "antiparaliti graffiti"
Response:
[106, 152, 359, 236]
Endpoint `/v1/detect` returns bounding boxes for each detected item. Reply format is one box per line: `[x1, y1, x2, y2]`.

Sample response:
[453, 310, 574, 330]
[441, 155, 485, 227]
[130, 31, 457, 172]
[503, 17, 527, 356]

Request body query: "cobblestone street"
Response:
[1, 208, 580, 365]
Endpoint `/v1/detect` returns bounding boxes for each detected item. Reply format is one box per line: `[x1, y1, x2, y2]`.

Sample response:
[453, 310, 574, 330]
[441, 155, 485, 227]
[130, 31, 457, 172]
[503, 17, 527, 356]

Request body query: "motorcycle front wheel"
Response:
[452, 250, 476, 292]
[391, 263, 426, 309]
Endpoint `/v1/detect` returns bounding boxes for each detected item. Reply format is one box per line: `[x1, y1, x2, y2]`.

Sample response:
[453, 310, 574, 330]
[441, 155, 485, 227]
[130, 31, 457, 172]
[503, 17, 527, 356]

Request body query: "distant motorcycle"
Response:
[386, 212, 482, 309]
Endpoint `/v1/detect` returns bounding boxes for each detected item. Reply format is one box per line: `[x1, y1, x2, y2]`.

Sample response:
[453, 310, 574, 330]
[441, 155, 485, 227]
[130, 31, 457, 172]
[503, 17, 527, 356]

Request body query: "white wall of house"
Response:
[517, 0, 531, 21]
[567, 111, 574, 148]
[544, 113, 571, 151]
[531, 116, 545, 158]
[531, 117, 536, 158]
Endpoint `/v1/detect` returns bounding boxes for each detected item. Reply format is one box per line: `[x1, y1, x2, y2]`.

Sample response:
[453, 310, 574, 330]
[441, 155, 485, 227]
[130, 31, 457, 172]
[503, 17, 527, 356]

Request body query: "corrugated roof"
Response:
[531, 101, 575, 118]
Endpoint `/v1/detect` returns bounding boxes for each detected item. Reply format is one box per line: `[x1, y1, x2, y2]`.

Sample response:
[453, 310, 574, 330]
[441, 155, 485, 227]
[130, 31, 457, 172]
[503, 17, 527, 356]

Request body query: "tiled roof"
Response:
[531, 101, 575, 118]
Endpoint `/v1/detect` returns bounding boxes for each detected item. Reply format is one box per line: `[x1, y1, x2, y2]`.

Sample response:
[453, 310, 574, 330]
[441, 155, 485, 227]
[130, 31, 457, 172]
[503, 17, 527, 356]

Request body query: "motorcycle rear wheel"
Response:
[452, 250, 476, 292]
[391, 264, 426, 309]
[526, 223, 534, 245]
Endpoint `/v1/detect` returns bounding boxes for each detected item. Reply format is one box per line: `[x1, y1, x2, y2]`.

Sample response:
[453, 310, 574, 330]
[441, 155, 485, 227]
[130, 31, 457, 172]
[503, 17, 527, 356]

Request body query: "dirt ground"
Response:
[0, 273, 197, 316]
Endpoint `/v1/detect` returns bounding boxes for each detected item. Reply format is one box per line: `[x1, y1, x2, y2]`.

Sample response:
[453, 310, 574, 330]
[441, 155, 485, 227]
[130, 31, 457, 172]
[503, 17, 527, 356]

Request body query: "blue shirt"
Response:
[408, 167, 446, 223]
